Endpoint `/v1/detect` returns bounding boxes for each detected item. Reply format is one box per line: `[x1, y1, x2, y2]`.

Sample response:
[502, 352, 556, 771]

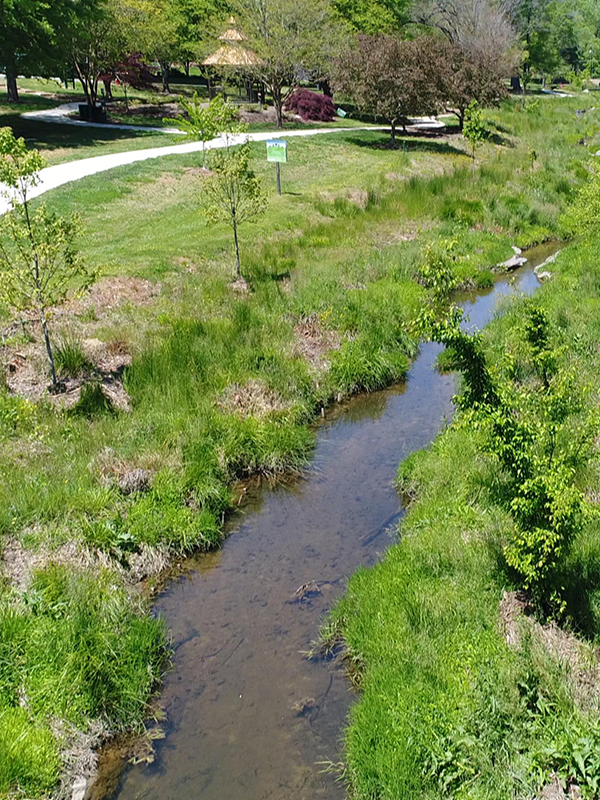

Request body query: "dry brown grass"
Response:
[293, 313, 341, 371]
[217, 378, 289, 419]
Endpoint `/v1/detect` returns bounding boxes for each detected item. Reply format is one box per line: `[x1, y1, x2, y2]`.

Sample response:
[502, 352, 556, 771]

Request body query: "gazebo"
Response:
[202, 17, 263, 101]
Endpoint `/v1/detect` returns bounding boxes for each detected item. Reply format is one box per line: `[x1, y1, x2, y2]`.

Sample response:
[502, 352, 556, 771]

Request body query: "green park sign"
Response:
[266, 139, 288, 163]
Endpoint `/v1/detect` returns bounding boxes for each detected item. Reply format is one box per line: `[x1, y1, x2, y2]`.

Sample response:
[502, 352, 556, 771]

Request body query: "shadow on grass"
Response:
[562, 551, 600, 639]
[487, 131, 516, 147]
[6, 115, 169, 156]
[349, 131, 467, 157]
[1, 92, 176, 157]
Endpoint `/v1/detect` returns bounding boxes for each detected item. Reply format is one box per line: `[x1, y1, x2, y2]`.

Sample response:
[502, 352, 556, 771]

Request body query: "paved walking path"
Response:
[0, 127, 387, 214]
[22, 101, 186, 134]
[0, 109, 444, 214]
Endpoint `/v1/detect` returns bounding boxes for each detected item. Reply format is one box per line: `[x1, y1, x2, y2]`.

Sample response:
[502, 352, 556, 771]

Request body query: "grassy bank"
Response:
[327, 229, 600, 796]
[0, 95, 598, 797]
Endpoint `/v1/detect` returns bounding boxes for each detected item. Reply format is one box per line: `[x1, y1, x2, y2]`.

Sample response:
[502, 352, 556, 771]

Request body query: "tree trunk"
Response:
[390, 118, 397, 144]
[103, 79, 113, 100]
[39, 307, 57, 387]
[273, 85, 284, 129]
[321, 79, 332, 97]
[458, 109, 465, 131]
[232, 215, 241, 279]
[184, 61, 191, 77]
[161, 62, 171, 93]
[6, 61, 19, 103]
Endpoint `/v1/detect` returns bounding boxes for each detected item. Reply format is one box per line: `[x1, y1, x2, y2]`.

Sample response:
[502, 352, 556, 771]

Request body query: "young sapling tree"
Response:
[170, 93, 240, 168]
[201, 143, 267, 280]
[463, 100, 486, 179]
[0, 128, 93, 389]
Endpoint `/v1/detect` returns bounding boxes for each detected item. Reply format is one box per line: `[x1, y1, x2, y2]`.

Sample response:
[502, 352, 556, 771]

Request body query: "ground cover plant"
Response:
[0, 94, 599, 797]
[327, 177, 600, 797]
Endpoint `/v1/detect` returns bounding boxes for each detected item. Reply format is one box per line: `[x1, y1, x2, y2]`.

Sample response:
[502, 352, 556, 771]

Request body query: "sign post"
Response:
[266, 139, 287, 195]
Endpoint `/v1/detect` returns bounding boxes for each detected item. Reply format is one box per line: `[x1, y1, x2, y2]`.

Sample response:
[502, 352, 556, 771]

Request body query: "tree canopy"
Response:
[333, 34, 445, 140]
[0, 0, 101, 102]
[332, 0, 409, 33]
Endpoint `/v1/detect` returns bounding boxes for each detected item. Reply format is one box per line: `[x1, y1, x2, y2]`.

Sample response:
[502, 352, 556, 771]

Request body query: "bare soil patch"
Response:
[293, 314, 341, 371]
[73, 276, 160, 316]
[217, 379, 289, 419]
[1, 330, 132, 410]
[229, 276, 250, 294]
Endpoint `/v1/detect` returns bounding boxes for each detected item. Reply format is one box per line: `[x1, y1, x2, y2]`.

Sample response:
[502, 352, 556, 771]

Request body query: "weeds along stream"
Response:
[98, 244, 560, 800]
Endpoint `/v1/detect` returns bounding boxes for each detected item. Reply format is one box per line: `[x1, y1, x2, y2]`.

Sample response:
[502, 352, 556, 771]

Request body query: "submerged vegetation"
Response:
[1, 94, 600, 795]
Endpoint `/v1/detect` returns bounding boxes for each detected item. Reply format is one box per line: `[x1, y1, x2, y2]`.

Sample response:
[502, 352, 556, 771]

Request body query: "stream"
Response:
[105, 243, 559, 800]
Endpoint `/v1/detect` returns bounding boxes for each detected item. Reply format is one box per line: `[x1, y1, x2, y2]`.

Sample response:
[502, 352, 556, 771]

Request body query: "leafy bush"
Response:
[415, 241, 459, 301]
[285, 90, 336, 122]
[423, 302, 597, 606]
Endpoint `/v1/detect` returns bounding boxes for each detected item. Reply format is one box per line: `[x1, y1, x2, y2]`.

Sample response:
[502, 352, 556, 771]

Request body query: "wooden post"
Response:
[276, 162, 281, 195]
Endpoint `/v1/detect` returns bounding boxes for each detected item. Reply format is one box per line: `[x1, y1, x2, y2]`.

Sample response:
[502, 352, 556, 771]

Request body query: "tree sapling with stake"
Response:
[0, 128, 94, 389]
[201, 142, 267, 282]
[170, 93, 240, 168]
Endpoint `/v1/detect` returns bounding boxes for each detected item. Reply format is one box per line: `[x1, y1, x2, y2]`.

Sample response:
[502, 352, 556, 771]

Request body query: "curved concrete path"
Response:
[22, 101, 186, 134]
[0, 127, 384, 214]
[22, 100, 445, 135]
[0, 112, 445, 214]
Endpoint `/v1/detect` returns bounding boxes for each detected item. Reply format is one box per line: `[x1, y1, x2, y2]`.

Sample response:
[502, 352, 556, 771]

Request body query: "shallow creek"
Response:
[106, 243, 559, 800]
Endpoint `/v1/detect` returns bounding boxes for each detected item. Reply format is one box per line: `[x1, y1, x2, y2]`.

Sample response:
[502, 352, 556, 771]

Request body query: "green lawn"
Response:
[1, 95, 599, 797]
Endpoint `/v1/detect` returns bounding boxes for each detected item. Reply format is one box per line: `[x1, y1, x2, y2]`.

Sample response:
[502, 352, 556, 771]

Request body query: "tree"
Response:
[422, 302, 597, 607]
[201, 143, 267, 279]
[66, 0, 126, 109]
[112, 52, 155, 111]
[412, 0, 520, 72]
[0, 129, 92, 388]
[508, 0, 553, 78]
[462, 100, 486, 178]
[332, 34, 443, 143]
[170, 93, 239, 166]
[0, 0, 99, 103]
[435, 41, 508, 129]
[115, 0, 184, 93]
[332, 0, 409, 32]
[172, 0, 231, 74]
[235, 0, 343, 129]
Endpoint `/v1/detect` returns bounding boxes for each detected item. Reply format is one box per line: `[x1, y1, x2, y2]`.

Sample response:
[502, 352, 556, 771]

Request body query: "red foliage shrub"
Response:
[285, 90, 336, 122]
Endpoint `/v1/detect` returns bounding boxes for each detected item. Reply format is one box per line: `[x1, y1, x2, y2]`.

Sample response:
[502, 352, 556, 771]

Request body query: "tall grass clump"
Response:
[0, 566, 167, 797]
[54, 332, 92, 378]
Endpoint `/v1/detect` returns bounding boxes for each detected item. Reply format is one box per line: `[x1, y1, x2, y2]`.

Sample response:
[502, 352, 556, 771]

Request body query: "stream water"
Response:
[106, 243, 559, 800]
